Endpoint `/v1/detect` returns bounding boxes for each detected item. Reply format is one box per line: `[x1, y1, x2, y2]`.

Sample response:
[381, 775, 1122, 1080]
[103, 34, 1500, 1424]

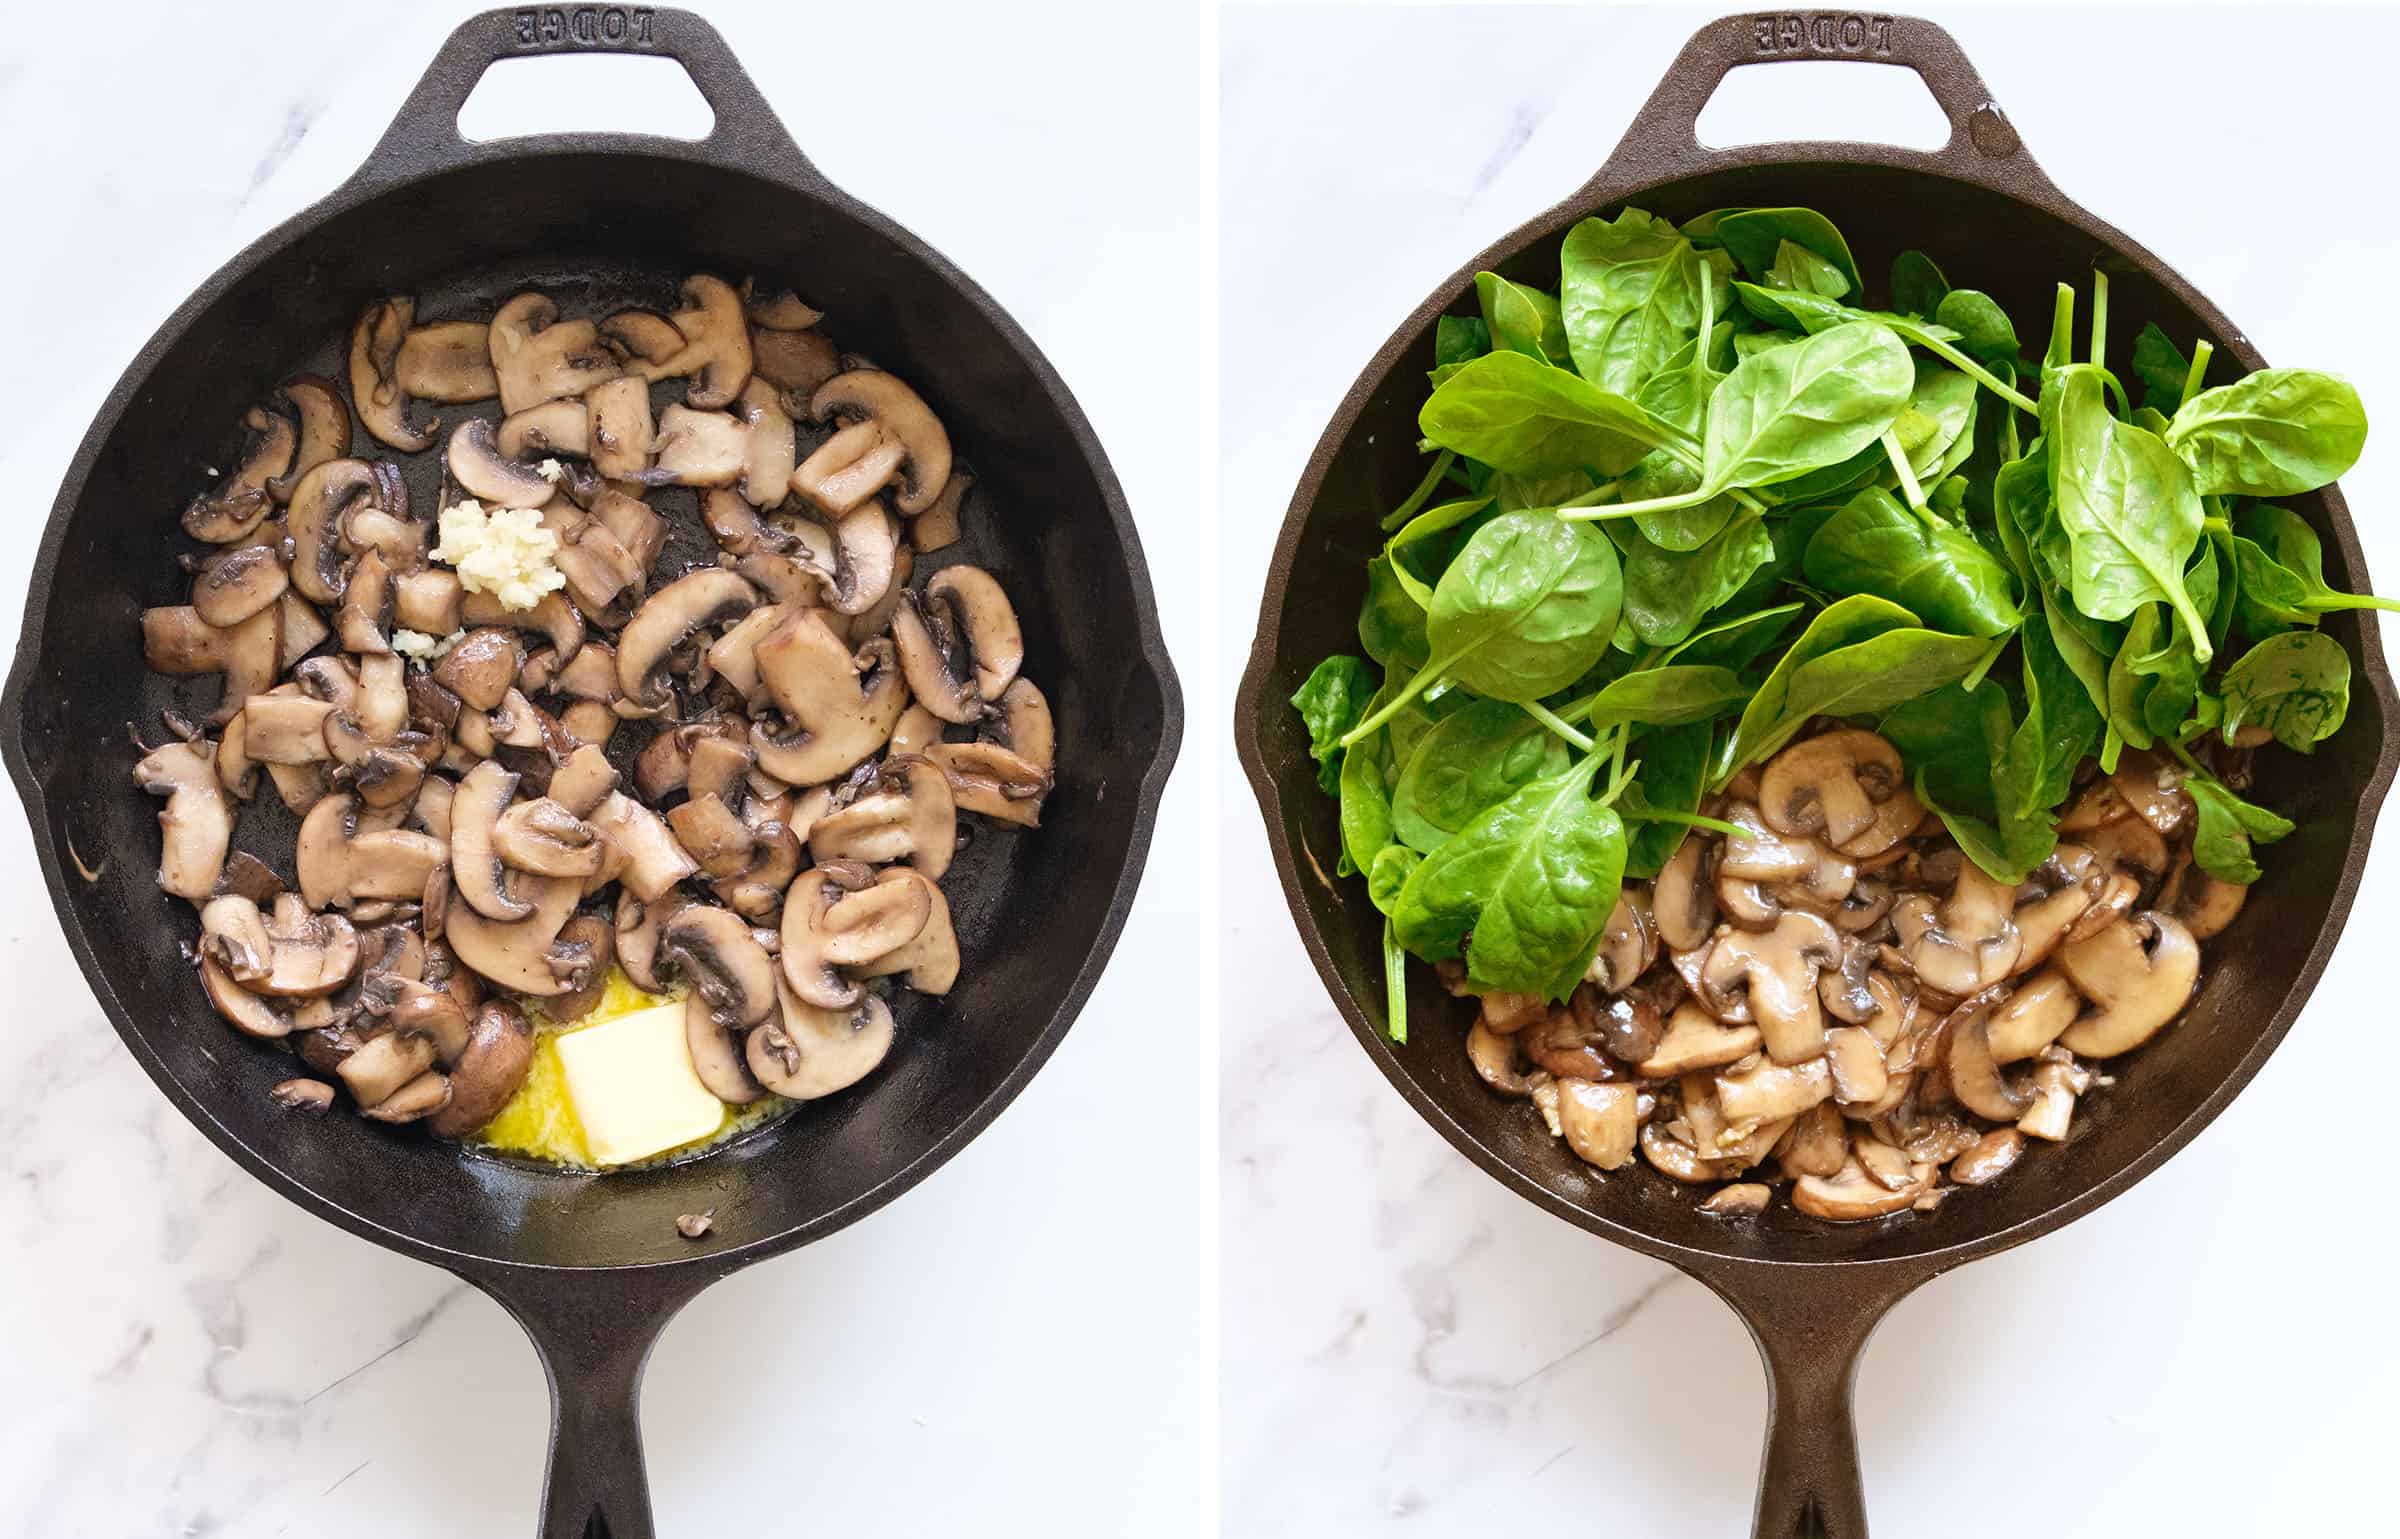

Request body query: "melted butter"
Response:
[471, 968, 786, 1170]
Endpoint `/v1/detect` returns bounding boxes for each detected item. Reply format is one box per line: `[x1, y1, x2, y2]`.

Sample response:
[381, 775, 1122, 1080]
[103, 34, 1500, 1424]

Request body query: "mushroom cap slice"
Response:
[200, 955, 294, 1039]
[493, 797, 607, 879]
[613, 891, 689, 993]
[600, 308, 685, 369]
[747, 984, 895, 1100]
[1895, 862, 2023, 995]
[446, 417, 556, 508]
[134, 740, 232, 901]
[1696, 911, 1841, 1064]
[1758, 729, 1906, 849]
[2164, 858, 2247, 942]
[1557, 1080, 1639, 1170]
[449, 760, 535, 921]
[1651, 834, 1717, 952]
[806, 757, 958, 880]
[651, 404, 749, 487]
[294, 794, 447, 911]
[1636, 1002, 1763, 1078]
[1716, 1055, 1833, 1126]
[284, 458, 381, 604]
[1944, 987, 2033, 1121]
[442, 869, 586, 996]
[659, 903, 779, 1028]
[751, 615, 910, 786]
[497, 398, 592, 461]
[821, 504, 899, 617]
[1792, 1156, 1928, 1221]
[737, 377, 797, 508]
[192, 544, 291, 630]
[590, 791, 699, 901]
[809, 371, 952, 516]
[686, 989, 767, 1105]
[656, 275, 754, 409]
[267, 375, 350, 505]
[752, 326, 840, 398]
[339, 1030, 439, 1110]
[350, 298, 435, 452]
[395, 319, 500, 403]
[817, 871, 933, 967]
[489, 293, 621, 416]
[428, 1000, 536, 1138]
[852, 871, 959, 995]
[779, 869, 864, 1009]
[615, 568, 759, 708]
[746, 288, 823, 331]
[1987, 968, 2082, 1064]
[199, 893, 277, 982]
[924, 740, 1050, 828]
[460, 589, 585, 669]
[2057, 912, 2199, 1057]
[1584, 894, 1656, 993]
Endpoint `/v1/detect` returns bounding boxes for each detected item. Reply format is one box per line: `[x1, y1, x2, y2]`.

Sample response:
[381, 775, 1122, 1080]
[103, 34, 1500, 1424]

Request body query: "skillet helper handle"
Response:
[1593, 12, 2055, 196]
[358, 6, 819, 185]
[469, 1266, 717, 1539]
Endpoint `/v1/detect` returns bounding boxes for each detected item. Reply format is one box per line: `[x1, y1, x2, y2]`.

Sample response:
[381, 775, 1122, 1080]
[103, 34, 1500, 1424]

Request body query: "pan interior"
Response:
[19, 152, 1172, 1268]
[1250, 160, 2384, 1266]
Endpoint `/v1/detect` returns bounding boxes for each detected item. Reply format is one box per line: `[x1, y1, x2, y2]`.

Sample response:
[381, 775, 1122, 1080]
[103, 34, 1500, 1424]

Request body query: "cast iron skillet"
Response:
[1236, 14, 2396, 1537]
[3, 11, 1179, 1538]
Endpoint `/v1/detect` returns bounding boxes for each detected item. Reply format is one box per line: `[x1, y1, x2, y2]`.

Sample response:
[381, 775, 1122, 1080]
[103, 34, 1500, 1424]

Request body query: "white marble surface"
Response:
[1220, 7, 2400, 1536]
[0, 3, 1212, 1536]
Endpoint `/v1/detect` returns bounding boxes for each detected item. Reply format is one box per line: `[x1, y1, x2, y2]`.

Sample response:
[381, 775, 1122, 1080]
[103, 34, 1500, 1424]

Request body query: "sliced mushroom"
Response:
[1652, 835, 1717, 951]
[489, 292, 620, 416]
[748, 985, 894, 1100]
[338, 1030, 437, 1109]
[448, 760, 533, 921]
[1583, 894, 1656, 993]
[133, 740, 232, 901]
[746, 288, 823, 331]
[890, 564, 1024, 720]
[2163, 858, 2246, 942]
[615, 569, 758, 709]
[192, 544, 291, 630]
[2017, 1052, 2092, 1141]
[752, 325, 840, 398]
[1944, 988, 2032, 1121]
[806, 758, 958, 879]
[1987, 968, 2081, 1064]
[283, 458, 379, 604]
[295, 792, 446, 911]
[1759, 729, 1907, 850]
[1894, 862, 2022, 994]
[666, 792, 757, 880]
[736, 377, 796, 508]
[1466, 1020, 1529, 1095]
[428, 999, 535, 1138]
[584, 374, 656, 481]
[851, 869, 960, 995]
[1792, 1156, 1927, 1221]
[1698, 911, 1842, 1063]
[751, 614, 909, 785]
[493, 797, 607, 878]
[1637, 1002, 1763, 1077]
[1823, 1025, 1889, 1105]
[349, 298, 435, 452]
[589, 791, 698, 900]
[1715, 1055, 1833, 1126]
[267, 376, 349, 504]
[660, 904, 779, 1028]
[446, 417, 554, 508]
[911, 470, 969, 554]
[142, 604, 283, 724]
[1949, 1128, 2025, 1186]
[395, 319, 499, 403]
[613, 891, 688, 993]
[442, 869, 586, 996]
[1557, 1080, 1639, 1170]
[2110, 749, 2194, 837]
[2057, 912, 2199, 1057]
[799, 371, 952, 516]
[924, 740, 1050, 828]
[641, 274, 753, 408]
[651, 404, 749, 487]
[497, 398, 592, 461]
[686, 990, 766, 1105]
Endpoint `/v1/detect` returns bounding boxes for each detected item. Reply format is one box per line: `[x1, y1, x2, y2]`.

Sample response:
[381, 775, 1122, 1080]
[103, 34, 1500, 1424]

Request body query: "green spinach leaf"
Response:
[2129, 323, 2191, 413]
[2045, 364, 2211, 657]
[1391, 698, 1568, 854]
[2220, 630, 2350, 752]
[1890, 249, 1948, 318]
[1619, 514, 1777, 647]
[2166, 368, 2367, 497]
[1558, 208, 1707, 395]
[1802, 486, 2020, 637]
[1420, 351, 1683, 478]
[1358, 555, 1428, 671]
[1721, 595, 1988, 777]
[1700, 207, 1862, 299]
[1621, 722, 1713, 879]
[1474, 272, 1571, 365]
[1290, 655, 1378, 793]
[1701, 321, 1916, 493]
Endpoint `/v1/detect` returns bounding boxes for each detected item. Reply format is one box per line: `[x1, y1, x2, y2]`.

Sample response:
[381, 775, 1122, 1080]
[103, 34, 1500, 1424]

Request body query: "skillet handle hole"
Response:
[456, 54, 715, 144]
[1693, 60, 1951, 153]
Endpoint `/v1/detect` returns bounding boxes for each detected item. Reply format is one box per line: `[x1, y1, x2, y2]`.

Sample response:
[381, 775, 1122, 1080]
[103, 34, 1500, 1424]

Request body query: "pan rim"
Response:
[1233, 143, 2400, 1281]
[4, 136, 1185, 1282]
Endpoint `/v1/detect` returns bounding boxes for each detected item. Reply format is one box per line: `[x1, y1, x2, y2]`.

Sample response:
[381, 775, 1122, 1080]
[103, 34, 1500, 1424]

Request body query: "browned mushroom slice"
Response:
[447, 417, 555, 507]
[891, 565, 1024, 722]
[395, 318, 500, 402]
[649, 404, 748, 487]
[1758, 729, 1907, 849]
[589, 791, 699, 901]
[1583, 894, 1656, 993]
[134, 740, 232, 901]
[1822, 1024, 1889, 1105]
[777, 870, 863, 1009]
[340, 1030, 440, 1111]
[910, 470, 970, 555]
[600, 308, 684, 370]
[428, 999, 536, 1138]
[295, 792, 446, 911]
[349, 298, 436, 451]
[1776, 1101, 1849, 1179]
[2057, 912, 2199, 1056]
[1893, 861, 2023, 994]
[497, 398, 592, 462]
[268, 375, 350, 505]
[660, 903, 779, 1027]
[736, 377, 796, 508]
[1950, 1128, 2026, 1186]
[851, 869, 959, 995]
[241, 693, 335, 764]
[183, 405, 296, 543]
[1792, 1156, 1927, 1221]
[925, 740, 1050, 829]
[433, 627, 524, 712]
[459, 590, 585, 668]
[1556, 1080, 1639, 1170]
[143, 603, 283, 725]
[335, 549, 396, 654]
[200, 955, 296, 1038]
[666, 792, 757, 880]
[1944, 987, 2032, 1121]
[807, 758, 958, 879]
[1638, 1120, 1722, 1184]
[1637, 1002, 1763, 1077]
[801, 370, 952, 516]
[1987, 968, 2081, 1063]
[1466, 1020, 1529, 1095]
[1697, 911, 1841, 1063]
[493, 796, 607, 878]
[613, 891, 688, 993]
[489, 293, 621, 415]
[715, 823, 805, 922]
[2109, 748, 2194, 837]
[443, 867, 588, 996]
[284, 458, 383, 605]
[2016, 1052, 2092, 1141]
[751, 325, 840, 397]
[748, 985, 894, 1100]
[1650, 833, 1717, 952]
[614, 568, 758, 709]
[2162, 856, 2246, 941]
[751, 614, 909, 785]
[1701, 1183, 1772, 1216]
[639, 275, 753, 408]
[810, 504, 898, 617]
[686, 989, 767, 1105]
[1715, 1055, 1833, 1126]
[199, 893, 277, 981]
[745, 288, 823, 331]
[271, 1078, 336, 1113]
[585, 375, 656, 480]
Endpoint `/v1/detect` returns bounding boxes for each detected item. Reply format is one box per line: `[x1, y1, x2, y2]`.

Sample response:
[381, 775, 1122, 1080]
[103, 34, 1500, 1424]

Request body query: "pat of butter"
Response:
[552, 1002, 725, 1166]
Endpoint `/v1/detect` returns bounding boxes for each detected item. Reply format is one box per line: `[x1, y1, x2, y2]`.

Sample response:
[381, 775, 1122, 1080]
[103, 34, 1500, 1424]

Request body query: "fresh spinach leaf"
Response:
[1700, 207, 1862, 299]
[1621, 722, 1713, 879]
[1474, 272, 1571, 366]
[1358, 555, 1428, 671]
[1722, 594, 1987, 777]
[1290, 654, 1378, 793]
[1932, 289, 2018, 367]
[2183, 766, 2294, 885]
[1802, 486, 2020, 637]
[1767, 238, 1851, 299]
[1430, 511, 1624, 700]
[1666, 602, 1805, 672]
[1368, 844, 1422, 915]
[1420, 351, 1684, 478]
[1619, 514, 1778, 647]
[1890, 249, 1949, 318]
[1577, 665, 1751, 732]
[2166, 368, 2368, 497]
[2008, 609, 2105, 818]
[2045, 363, 2211, 656]
[2228, 503, 2400, 632]
[1558, 208, 1707, 395]
[2220, 629, 2350, 751]
[1385, 496, 1497, 607]
[2129, 323, 2190, 413]
[1337, 716, 1394, 878]
[1390, 698, 1568, 854]
[1701, 321, 1916, 493]
[1434, 314, 1492, 372]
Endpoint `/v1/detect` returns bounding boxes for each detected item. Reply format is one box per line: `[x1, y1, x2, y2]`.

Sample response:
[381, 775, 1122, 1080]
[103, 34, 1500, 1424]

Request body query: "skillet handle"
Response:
[1694, 1258, 1939, 1539]
[466, 1264, 720, 1539]
[1593, 12, 2057, 198]
[356, 6, 821, 187]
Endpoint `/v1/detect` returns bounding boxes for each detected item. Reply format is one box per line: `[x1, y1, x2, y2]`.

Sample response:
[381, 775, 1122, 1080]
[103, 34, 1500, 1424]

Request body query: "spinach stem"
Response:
[1560, 485, 1710, 522]
[1880, 428, 1933, 520]
[1558, 481, 1620, 510]
[1521, 699, 1595, 754]
[2045, 283, 2076, 373]
[2089, 268, 2109, 367]
[1382, 919, 1408, 1044]
[1380, 450, 1457, 532]
[1628, 808, 1745, 839]
[1960, 630, 2012, 692]
[2180, 340, 2213, 411]
[1339, 654, 1446, 747]
[1912, 329, 2039, 416]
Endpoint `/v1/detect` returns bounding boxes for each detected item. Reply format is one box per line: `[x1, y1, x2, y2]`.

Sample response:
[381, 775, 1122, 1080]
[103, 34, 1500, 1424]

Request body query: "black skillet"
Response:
[1235, 13, 2397, 1536]
[3, 10, 1180, 1537]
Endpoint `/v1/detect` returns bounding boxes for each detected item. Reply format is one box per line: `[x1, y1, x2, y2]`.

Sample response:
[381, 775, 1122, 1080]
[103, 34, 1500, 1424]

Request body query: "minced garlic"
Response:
[390, 627, 462, 665]
[432, 498, 565, 612]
